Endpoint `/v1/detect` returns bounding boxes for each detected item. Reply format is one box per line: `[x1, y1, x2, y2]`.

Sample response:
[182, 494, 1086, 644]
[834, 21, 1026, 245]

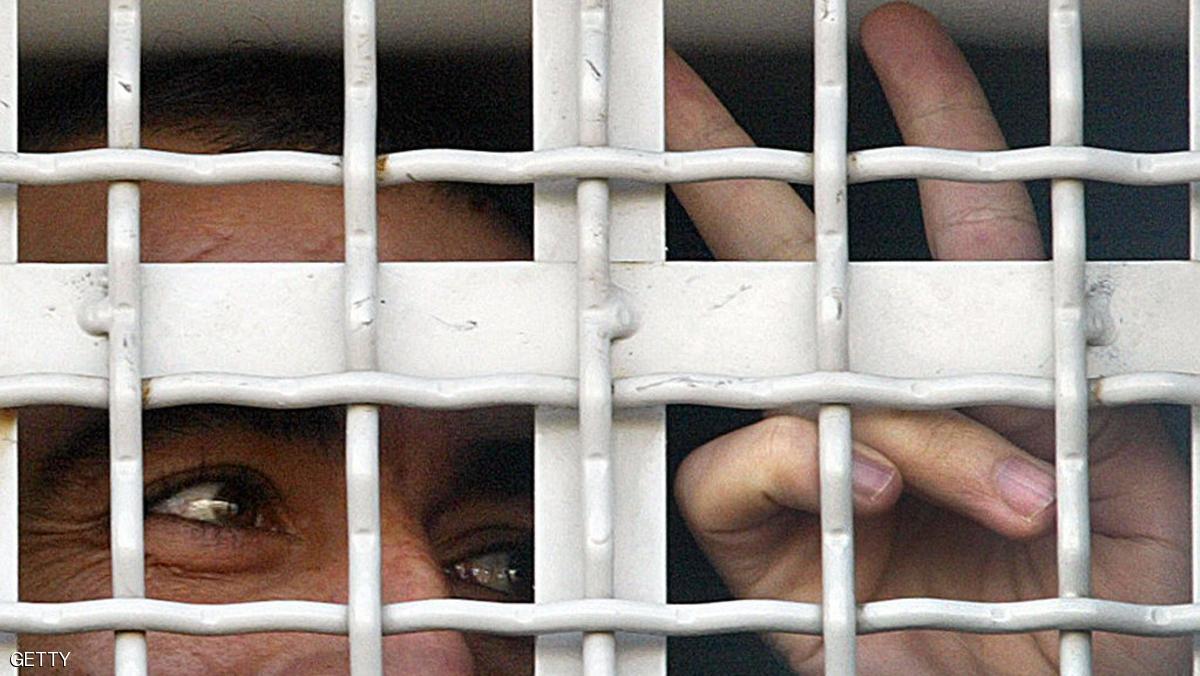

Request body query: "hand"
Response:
[665, 3, 1190, 674]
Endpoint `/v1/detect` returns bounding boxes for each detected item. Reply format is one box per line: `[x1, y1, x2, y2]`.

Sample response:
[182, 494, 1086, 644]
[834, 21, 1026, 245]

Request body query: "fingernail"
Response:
[852, 455, 895, 501]
[995, 457, 1056, 519]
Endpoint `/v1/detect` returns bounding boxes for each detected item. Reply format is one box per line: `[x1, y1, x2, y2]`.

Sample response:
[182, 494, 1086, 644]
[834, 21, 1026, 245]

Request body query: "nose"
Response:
[266, 534, 477, 675]
[381, 631, 476, 675]
[379, 534, 477, 675]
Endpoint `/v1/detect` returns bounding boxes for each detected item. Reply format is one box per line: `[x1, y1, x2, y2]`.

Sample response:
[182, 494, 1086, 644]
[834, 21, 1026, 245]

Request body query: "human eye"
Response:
[445, 540, 533, 602]
[146, 465, 290, 534]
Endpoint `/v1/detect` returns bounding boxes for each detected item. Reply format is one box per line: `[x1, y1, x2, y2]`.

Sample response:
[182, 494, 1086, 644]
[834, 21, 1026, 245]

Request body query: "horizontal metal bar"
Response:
[4, 262, 1199, 382]
[5, 370, 1200, 410]
[0, 149, 342, 185]
[621, 371, 1053, 408]
[381, 147, 810, 184]
[849, 146, 1200, 186]
[2, 598, 1198, 637]
[627, 370, 1200, 408]
[0, 372, 573, 408]
[8, 146, 1200, 187]
[383, 145, 1200, 186]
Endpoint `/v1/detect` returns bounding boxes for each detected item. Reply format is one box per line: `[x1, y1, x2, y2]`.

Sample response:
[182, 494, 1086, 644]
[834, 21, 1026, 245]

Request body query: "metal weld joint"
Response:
[78, 297, 115, 336]
[583, 286, 638, 340]
[1084, 280, 1116, 347]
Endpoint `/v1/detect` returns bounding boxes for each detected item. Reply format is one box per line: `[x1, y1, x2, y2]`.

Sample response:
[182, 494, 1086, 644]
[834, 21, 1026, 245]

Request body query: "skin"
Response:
[19, 406, 534, 674]
[9, 2, 1189, 673]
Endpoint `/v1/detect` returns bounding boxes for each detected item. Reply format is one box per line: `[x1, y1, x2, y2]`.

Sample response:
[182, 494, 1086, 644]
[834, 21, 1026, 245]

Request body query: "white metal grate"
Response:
[0, 1, 1197, 675]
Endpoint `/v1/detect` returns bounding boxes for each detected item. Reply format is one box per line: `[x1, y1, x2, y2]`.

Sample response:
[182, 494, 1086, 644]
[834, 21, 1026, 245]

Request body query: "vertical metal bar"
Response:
[1049, 1, 1092, 674]
[533, 0, 666, 674]
[0, 0, 17, 670]
[1194, 0, 1200, 264]
[1194, 408, 1200, 675]
[0, 412, 13, 676]
[813, 0, 854, 673]
[343, 0, 382, 673]
[0, 0, 13, 264]
[107, 2, 147, 674]
[1190, 3, 1200, 672]
[532, 5, 665, 263]
[532, 6, 589, 669]
[577, 2, 617, 674]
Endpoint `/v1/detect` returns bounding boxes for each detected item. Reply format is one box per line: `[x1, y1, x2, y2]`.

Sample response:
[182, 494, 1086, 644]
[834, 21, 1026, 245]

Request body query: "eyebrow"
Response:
[446, 437, 533, 502]
[36, 405, 533, 502]
[37, 405, 344, 486]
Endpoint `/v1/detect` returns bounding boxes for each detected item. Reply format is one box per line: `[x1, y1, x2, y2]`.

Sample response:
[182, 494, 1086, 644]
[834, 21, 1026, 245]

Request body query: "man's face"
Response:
[15, 132, 535, 674]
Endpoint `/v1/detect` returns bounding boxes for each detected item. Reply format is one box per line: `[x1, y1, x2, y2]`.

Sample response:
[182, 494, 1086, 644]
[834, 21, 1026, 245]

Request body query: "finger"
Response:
[675, 415, 902, 538]
[854, 408, 1056, 539]
[861, 2, 1044, 261]
[862, 2, 1047, 441]
[665, 48, 815, 261]
[676, 415, 902, 668]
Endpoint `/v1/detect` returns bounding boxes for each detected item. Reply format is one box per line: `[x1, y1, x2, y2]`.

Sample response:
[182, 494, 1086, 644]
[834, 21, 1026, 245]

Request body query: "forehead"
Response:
[16, 134, 530, 264]
[19, 181, 529, 263]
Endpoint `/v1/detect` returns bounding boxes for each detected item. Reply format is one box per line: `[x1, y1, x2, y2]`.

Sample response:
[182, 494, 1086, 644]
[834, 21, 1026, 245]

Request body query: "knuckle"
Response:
[902, 99, 994, 130]
[916, 413, 969, 463]
[675, 415, 818, 527]
[940, 204, 1036, 232]
[932, 204, 1040, 259]
[759, 415, 815, 460]
[674, 447, 709, 508]
[759, 415, 818, 496]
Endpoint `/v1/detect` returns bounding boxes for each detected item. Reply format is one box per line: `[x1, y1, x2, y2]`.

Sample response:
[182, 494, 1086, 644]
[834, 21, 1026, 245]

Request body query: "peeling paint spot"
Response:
[820, 287, 845, 322]
[635, 375, 735, 392]
[710, 284, 752, 310]
[1085, 278, 1117, 347]
[433, 316, 479, 332]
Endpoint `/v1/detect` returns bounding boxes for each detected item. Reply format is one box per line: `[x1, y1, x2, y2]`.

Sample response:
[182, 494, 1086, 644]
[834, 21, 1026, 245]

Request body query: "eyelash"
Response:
[145, 465, 285, 533]
[145, 466, 533, 599]
[444, 540, 533, 601]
